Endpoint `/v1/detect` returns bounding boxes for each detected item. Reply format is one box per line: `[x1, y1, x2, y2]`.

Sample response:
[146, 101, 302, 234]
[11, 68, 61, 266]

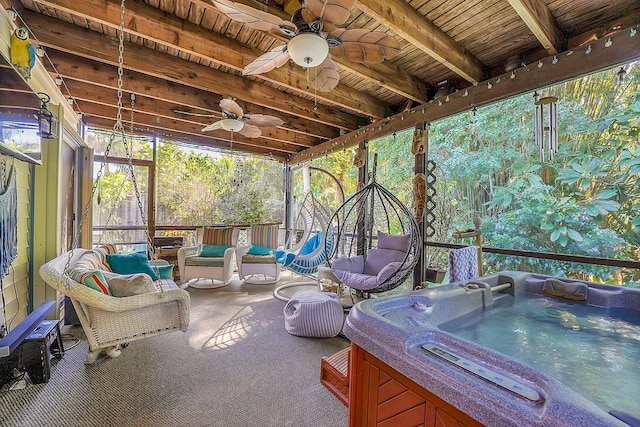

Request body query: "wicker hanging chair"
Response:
[325, 155, 421, 294]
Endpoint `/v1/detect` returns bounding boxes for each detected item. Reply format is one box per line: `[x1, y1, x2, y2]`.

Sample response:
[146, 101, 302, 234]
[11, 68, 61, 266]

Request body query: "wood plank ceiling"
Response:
[3, 0, 640, 161]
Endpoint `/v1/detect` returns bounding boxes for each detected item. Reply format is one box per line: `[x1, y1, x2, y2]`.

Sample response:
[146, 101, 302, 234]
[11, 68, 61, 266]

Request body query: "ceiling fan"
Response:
[176, 98, 284, 138]
[212, 0, 401, 92]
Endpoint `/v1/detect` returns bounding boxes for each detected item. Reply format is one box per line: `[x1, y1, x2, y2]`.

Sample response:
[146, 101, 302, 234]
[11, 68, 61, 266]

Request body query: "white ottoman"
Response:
[284, 290, 344, 338]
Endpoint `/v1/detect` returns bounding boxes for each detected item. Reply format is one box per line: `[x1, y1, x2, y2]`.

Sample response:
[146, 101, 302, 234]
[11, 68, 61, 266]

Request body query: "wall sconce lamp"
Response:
[36, 92, 58, 139]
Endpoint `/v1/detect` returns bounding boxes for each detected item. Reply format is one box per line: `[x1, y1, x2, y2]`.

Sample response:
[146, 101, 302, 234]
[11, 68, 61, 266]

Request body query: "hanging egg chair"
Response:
[326, 154, 421, 294]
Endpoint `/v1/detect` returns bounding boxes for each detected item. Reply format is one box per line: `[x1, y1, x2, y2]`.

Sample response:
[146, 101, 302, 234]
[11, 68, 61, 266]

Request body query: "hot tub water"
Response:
[440, 292, 640, 420]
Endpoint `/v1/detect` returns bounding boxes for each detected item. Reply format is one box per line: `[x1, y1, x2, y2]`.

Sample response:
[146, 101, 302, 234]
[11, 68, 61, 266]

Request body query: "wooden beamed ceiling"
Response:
[2, 0, 639, 161]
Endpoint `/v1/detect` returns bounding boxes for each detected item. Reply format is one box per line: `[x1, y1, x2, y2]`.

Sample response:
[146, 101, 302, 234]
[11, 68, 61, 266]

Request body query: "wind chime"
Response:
[534, 93, 559, 162]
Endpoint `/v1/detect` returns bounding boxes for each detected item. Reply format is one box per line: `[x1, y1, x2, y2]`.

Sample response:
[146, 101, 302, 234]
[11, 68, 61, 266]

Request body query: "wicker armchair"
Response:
[40, 249, 190, 364]
[177, 226, 239, 288]
[236, 224, 281, 284]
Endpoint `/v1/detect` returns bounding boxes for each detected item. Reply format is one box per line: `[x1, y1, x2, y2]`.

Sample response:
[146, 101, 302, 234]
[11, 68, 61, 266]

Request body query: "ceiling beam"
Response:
[78, 101, 301, 156]
[85, 116, 287, 161]
[23, 9, 362, 132]
[193, 0, 429, 103]
[291, 26, 640, 164]
[507, 0, 565, 54]
[45, 51, 338, 141]
[356, 0, 487, 84]
[64, 79, 316, 148]
[30, 0, 389, 119]
[0, 90, 40, 109]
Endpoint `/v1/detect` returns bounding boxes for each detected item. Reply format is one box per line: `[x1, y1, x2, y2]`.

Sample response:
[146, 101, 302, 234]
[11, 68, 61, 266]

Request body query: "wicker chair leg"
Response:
[85, 350, 100, 364]
[106, 346, 122, 358]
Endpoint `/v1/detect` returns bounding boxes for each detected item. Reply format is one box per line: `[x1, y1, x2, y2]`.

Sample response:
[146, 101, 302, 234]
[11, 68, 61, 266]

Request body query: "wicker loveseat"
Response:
[40, 245, 190, 364]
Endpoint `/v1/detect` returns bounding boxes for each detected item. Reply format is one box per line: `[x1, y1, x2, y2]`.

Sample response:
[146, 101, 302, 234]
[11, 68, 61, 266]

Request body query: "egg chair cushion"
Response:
[363, 248, 406, 275]
[331, 255, 364, 274]
[331, 270, 380, 290]
[378, 232, 411, 252]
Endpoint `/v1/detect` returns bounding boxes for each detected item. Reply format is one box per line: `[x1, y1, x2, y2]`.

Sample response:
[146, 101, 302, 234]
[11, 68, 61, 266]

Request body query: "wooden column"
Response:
[413, 123, 428, 289]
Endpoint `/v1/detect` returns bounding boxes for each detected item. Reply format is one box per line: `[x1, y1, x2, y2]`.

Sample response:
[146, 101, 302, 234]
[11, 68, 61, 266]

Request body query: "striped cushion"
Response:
[93, 244, 117, 271]
[284, 290, 344, 338]
[153, 278, 180, 292]
[185, 256, 225, 267]
[203, 227, 235, 246]
[242, 254, 276, 264]
[250, 225, 278, 249]
[81, 270, 112, 295]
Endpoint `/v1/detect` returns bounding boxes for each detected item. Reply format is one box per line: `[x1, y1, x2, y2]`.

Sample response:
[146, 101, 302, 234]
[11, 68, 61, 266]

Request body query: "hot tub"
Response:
[343, 271, 640, 427]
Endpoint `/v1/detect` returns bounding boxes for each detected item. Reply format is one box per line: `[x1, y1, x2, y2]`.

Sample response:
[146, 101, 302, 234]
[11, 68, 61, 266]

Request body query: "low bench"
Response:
[0, 301, 61, 385]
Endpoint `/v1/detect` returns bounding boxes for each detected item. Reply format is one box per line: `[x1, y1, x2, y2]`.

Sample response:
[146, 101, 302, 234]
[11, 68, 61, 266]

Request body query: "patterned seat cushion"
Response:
[185, 256, 225, 268]
[241, 254, 276, 264]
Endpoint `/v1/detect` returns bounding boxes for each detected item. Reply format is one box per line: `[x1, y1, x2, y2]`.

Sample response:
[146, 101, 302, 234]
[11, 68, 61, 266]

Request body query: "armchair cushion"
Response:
[247, 245, 275, 256]
[203, 227, 235, 246]
[184, 256, 225, 267]
[106, 252, 158, 281]
[250, 224, 278, 248]
[241, 254, 277, 264]
[198, 244, 230, 258]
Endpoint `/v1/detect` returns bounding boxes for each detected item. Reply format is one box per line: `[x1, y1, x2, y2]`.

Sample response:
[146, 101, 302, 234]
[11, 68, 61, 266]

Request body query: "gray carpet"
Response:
[0, 274, 350, 426]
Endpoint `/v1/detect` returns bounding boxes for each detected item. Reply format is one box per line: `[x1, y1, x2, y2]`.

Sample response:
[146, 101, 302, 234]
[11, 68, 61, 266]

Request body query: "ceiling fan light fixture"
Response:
[220, 118, 244, 132]
[288, 33, 329, 68]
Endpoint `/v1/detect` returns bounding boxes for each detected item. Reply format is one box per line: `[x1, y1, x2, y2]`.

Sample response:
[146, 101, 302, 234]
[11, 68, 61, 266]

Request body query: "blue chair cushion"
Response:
[199, 244, 230, 257]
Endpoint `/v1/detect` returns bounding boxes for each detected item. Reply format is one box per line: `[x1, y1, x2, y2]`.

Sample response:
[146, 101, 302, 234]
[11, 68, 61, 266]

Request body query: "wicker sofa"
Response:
[40, 245, 190, 364]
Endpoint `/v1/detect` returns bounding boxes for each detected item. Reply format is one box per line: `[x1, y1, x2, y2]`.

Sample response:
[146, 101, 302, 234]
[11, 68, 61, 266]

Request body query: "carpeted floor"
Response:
[0, 273, 350, 427]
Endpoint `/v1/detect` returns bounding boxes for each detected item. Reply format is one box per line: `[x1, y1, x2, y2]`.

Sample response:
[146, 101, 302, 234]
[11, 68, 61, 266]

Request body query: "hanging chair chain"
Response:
[64, 0, 155, 281]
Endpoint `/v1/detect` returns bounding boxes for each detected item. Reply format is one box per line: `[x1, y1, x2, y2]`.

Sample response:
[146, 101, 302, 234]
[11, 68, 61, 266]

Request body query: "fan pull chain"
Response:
[314, 66, 318, 111]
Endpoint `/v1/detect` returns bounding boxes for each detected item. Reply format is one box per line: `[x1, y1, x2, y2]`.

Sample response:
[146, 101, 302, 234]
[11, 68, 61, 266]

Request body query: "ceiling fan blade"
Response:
[243, 45, 290, 75]
[202, 121, 223, 132]
[243, 114, 284, 128]
[212, 0, 285, 32]
[329, 29, 401, 62]
[308, 57, 339, 93]
[219, 98, 244, 118]
[238, 123, 262, 138]
[303, 0, 357, 26]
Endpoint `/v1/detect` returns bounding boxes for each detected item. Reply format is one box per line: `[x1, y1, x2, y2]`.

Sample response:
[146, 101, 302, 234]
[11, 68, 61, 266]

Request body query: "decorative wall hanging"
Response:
[353, 147, 365, 168]
[424, 160, 437, 238]
[535, 95, 559, 162]
[413, 173, 426, 222]
[411, 127, 426, 155]
[0, 157, 18, 279]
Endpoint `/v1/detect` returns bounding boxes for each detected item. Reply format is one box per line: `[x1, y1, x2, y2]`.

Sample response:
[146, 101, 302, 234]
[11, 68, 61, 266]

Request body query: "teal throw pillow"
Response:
[106, 252, 158, 281]
[247, 245, 275, 256]
[157, 264, 174, 279]
[198, 244, 230, 258]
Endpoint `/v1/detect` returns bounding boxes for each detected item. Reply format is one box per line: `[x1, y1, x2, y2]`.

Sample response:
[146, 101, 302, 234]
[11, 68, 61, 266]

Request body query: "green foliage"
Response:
[427, 62, 640, 286]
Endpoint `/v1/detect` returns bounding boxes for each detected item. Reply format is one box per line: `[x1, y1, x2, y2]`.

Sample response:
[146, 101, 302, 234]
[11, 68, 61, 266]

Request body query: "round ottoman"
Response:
[284, 290, 344, 338]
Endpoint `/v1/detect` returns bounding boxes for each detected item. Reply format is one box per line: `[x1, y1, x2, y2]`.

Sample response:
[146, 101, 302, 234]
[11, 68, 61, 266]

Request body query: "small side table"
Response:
[317, 265, 342, 295]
